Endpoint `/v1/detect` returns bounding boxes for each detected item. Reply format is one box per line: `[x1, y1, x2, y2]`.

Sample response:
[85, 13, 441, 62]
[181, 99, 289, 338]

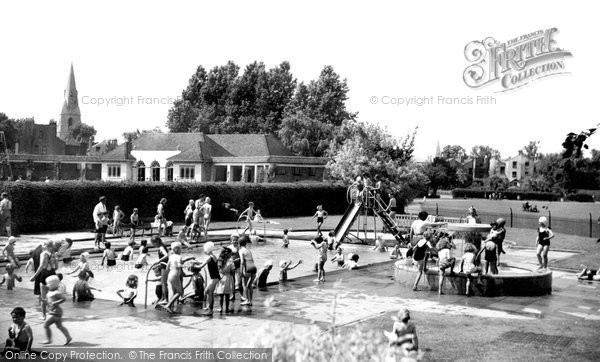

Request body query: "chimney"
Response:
[125, 140, 132, 159]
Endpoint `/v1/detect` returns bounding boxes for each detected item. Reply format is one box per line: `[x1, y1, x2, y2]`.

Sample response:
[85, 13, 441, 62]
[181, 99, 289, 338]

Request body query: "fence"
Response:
[417, 204, 600, 238]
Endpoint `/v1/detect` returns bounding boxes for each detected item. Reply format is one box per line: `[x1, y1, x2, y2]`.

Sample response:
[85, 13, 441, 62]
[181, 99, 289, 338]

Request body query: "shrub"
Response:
[0, 181, 347, 233]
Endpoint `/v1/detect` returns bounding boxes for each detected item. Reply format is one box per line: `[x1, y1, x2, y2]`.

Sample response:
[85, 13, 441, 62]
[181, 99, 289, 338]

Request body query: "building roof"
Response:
[99, 133, 324, 165]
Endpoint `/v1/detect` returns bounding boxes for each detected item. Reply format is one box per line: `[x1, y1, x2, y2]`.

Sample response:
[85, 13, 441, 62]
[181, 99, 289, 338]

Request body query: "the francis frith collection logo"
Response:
[463, 28, 572, 91]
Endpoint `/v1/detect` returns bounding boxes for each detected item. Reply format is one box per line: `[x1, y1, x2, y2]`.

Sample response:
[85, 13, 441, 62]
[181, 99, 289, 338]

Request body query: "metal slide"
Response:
[334, 202, 362, 242]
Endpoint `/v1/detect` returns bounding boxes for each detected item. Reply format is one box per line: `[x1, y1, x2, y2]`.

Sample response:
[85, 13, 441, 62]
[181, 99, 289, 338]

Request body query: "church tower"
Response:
[58, 63, 81, 141]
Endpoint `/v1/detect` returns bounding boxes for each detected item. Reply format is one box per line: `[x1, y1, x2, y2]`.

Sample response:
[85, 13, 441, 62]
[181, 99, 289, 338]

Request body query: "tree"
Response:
[562, 126, 597, 159]
[421, 157, 460, 196]
[122, 127, 163, 141]
[522, 141, 540, 160]
[327, 120, 425, 211]
[0, 113, 19, 150]
[471, 145, 501, 160]
[278, 112, 334, 157]
[485, 175, 509, 191]
[440, 145, 466, 160]
[69, 123, 97, 142]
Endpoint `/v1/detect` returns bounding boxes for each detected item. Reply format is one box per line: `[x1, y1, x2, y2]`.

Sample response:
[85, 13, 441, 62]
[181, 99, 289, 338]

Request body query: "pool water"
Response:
[16, 240, 391, 302]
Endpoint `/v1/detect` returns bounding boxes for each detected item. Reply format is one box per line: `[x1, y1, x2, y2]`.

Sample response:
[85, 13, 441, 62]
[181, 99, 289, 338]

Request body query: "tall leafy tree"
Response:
[278, 112, 334, 157]
[440, 145, 466, 160]
[421, 157, 460, 196]
[471, 145, 501, 160]
[522, 140, 540, 161]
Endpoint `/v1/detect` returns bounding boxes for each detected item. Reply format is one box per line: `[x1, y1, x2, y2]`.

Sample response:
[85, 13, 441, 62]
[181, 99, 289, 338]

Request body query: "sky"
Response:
[0, 0, 598, 161]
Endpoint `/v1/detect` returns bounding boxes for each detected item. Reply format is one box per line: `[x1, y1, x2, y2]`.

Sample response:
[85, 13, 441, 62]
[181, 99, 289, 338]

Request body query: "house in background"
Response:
[489, 151, 535, 186]
[98, 133, 327, 183]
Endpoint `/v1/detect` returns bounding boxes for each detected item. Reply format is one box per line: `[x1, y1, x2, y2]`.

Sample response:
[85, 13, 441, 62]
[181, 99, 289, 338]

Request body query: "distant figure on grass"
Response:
[384, 308, 419, 356]
[72, 271, 100, 302]
[310, 236, 328, 282]
[116, 275, 138, 307]
[112, 205, 125, 237]
[0, 264, 22, 290]
[129, 208, 141, 242]
[460, 243, 483, 296]
[4, 307, 33, 353]
[92, 196, 109, 250]
[253, 260, 273, 289]
[312, 205, 328, 236]
[279, 259, 302, 283]
[0, 192, 13, 237]
[2, 236, 20, 268]
[535, 216, 554, 271]
[101, 242, 117, 268]
[42, 275, 72, 345]
[240, 202, 256, 235]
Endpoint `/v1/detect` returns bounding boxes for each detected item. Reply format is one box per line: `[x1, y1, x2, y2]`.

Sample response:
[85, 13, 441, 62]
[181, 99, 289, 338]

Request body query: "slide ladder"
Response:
[372, 197, 406, 244]
[333, 202, 362, 243]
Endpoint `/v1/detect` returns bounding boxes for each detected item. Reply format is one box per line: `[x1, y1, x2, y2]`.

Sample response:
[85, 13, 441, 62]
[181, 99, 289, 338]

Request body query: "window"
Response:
[512, 161, 517, 168]
[166, 161, 173, 182]
[512, 171, 517, 178]
[525, 161, 530, 167]
[293, 167, 302, 176]
[500, 167, 505, 174]
[275, 167, 286, 175]
[179, 166, 195, 180]
[525, 171, 529, 176]
[39, 130, 44, 139]
[150, 161, 160, 181]
[136, 161, 146, 181]
[34, 145, 39, 154]
[68, 118, 73, 127]
[41, 146, 47, 155]
[309, 167, 316, 176]
[108, 164, 121, 178]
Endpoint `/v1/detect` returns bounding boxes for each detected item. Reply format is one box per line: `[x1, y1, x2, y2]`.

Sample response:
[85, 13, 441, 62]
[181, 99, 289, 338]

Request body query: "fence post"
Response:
[509, 207, 513, 228]
[590, 213, 593, 238]
[548, 210, 552, 228]
[436, 203, 439, 216]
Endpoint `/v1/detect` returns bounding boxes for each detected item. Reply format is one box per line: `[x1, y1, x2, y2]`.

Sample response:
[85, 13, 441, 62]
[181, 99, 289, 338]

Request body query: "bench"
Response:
[127, 217, 160, 237]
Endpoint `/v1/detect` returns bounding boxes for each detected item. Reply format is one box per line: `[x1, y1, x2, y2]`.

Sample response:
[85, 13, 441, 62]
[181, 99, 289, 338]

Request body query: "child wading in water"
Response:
[164, 242, 187, 314]
[460, 243, 482, 296]
[42, 275, 72, 345]
[101, 242, 117, 268]
[311, 236, 328, 282]
[129, 208, 140, 242]
[312, 205, 328, 236]
[282, 229, 290, 248]
[1, 264, 22, 290]
[384, 308, 419, 356]
[253, 260, 273, 288]
[331, 247, 345, 267]
[135, 239, 149, 269]
[279, 259, 302, 283]
[5, 307, 33, 352]
[69, 252, 94, 280]
[2, 237, 20, 268]
[373, 235, 388, 252]
[72, 271, 101, 302]
[117, 275, 138, 306]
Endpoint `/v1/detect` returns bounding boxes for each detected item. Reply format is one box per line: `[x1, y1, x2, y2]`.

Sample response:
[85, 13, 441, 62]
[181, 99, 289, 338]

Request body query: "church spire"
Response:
[435, 140, 441, 158]
[58, 63, 81, 141]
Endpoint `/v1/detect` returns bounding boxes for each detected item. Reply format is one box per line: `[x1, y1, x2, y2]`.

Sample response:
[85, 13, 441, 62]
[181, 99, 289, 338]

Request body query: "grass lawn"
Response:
[409, 198, 600, 220]
[343, 309, 600, 361]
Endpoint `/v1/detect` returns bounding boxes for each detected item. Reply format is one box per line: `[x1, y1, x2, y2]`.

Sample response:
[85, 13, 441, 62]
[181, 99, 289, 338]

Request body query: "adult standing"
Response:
[92, 196, 108, 250]
[30, 240, 58, 319]
[201, 197, 212, 238]
[0, 192, 13, 238]
[157, 198, 167, 237]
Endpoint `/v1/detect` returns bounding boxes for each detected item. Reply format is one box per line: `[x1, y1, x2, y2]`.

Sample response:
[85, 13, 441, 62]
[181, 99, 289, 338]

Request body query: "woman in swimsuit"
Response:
[239, 235, 257, 306]
[30, 241, 57, 319]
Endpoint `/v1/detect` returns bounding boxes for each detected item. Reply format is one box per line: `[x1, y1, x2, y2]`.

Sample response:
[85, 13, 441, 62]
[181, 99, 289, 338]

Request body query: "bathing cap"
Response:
[203, 242, 214, 253]
[538, 216, 548, 224]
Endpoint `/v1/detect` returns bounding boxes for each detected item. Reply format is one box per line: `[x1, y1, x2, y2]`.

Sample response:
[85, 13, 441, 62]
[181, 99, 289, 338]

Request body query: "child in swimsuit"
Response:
[113, 206, 125, 237]
[184, 262, 205, 304]
[436, 237, 456, 295]
[343, 253, 360, 270]
[241, 202, 255, 235]
[69, 252, 94, 280]
[331, 247, 345, 267]
[164, 242, 187, 314]
[390, 245, 402, 260]
[311, 236, 328, 282]
[72, 271, 100, 302]
[577, 266, 600, 281]
[253, 260, 273, 288]
[239, 236, 257, 306]
[2, 236, 20, 268]
[279, 259, 302, 283]
[282, 229, 290, 248]
[5, 307, 33, 352]
[42, 275, 72, 345]
[0, 264, 22, 290]
[373, 235, 388, 252]
[129, 208, 140, 242]
[312, 205, 328, 236]
[121, 240, 135, 262]
[135, 240, 149, 269]
[384, 308, 419, 354]
[117, 275, 138, 306]
[101, 242, 117, 267]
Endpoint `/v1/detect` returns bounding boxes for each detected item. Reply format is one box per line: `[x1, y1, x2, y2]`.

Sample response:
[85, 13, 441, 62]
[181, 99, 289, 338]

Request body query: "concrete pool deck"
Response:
[2, 227, 600, 359]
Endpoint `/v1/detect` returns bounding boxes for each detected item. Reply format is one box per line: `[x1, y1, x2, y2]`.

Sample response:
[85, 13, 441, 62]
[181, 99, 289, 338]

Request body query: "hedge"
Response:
[566, 193, 595, 203]
[452, 188, 560, 201]
[0, 181, 348, 233]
